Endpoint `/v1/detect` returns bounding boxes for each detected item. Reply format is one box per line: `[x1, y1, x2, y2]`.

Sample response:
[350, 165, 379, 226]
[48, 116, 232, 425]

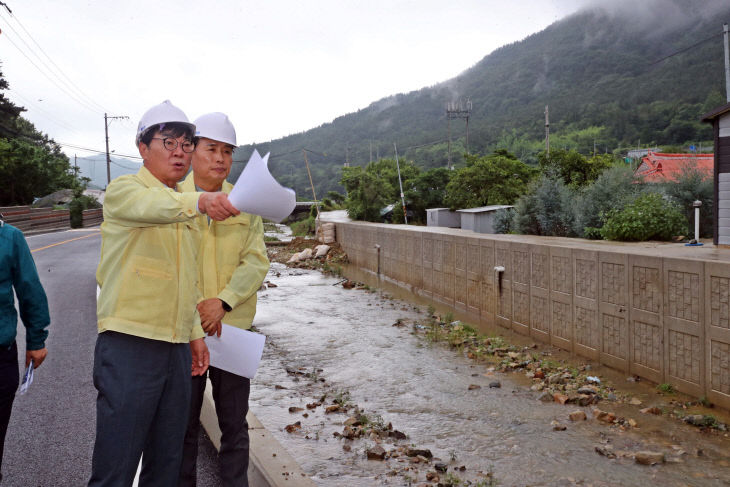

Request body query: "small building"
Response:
[702, 102, 730, 245]
[456, 205, 513, 234]
[633, 151, 713, 183]
[426, 208, 461, 228]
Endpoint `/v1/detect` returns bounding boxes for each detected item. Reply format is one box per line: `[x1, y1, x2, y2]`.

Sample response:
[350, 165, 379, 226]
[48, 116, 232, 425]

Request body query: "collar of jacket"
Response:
[180, 172, 232, 195]
[136, 165, 179, 190]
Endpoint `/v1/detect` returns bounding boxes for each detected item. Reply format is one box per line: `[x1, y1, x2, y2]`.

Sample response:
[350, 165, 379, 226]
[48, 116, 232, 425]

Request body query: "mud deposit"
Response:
[249, 263, 730, 487]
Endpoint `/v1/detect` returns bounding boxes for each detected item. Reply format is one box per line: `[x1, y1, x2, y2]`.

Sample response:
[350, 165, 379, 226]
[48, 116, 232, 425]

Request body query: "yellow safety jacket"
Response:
[96, 166, 205, 342]
[180, 174, 269, 330]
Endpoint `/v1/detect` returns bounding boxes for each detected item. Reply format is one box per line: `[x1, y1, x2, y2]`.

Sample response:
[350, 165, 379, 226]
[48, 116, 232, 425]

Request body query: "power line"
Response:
[57, 141, 143, 162]
[8, 90, 83, 134]
[649, 31, 723, 66]
[1, 9, 108, 112]
[0, 29, 101, 114]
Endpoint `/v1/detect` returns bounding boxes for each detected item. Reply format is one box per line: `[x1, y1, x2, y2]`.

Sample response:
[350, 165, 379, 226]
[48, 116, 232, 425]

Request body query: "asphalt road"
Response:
[4, 228, 222, 487]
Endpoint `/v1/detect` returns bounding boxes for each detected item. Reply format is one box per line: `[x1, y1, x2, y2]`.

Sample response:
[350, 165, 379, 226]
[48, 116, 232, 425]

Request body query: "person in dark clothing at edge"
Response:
[0, 213, 50, 484]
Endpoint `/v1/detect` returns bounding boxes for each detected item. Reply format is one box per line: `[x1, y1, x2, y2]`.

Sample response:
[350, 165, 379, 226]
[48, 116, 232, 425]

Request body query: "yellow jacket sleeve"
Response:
[104, 174, 200, 228]
[217, 215, 270, 309]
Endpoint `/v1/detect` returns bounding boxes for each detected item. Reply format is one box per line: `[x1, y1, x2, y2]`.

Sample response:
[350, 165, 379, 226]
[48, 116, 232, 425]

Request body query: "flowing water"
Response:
[249, 263, 730, 486]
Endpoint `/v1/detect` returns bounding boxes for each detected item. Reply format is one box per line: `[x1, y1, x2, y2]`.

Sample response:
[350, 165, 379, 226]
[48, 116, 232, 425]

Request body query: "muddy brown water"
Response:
[249, 263, 730, 487]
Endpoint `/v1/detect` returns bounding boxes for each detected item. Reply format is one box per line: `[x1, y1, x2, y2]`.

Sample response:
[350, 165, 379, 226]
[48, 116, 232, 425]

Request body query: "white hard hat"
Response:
[193, 112, 237, 146]
[136, 100, 195, 144]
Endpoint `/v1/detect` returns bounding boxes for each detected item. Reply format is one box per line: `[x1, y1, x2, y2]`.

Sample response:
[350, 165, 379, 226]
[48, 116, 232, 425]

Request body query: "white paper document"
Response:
[228, 150, 296, 223]
[206, 324, 266, 379]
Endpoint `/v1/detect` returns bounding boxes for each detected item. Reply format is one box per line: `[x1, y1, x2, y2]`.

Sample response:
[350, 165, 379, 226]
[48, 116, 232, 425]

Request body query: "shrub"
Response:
[511, 173, 576, 236]
[69, 194, 101, 228]
[493, 208, 513, 234]
[662, 163, 713, 238]
[600, 192, 687, 241]
[573, 164, 640, 237]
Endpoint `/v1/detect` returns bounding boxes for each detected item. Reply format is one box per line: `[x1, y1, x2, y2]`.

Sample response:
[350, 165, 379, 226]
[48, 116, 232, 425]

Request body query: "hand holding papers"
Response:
[19, 359, 34, 395]
[228, 150, 296, 223]
[206, 324, 266, 379]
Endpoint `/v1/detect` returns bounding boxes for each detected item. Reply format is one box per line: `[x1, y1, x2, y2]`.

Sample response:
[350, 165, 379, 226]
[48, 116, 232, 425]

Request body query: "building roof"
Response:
[701, 101, 730, 122]
[456, 205, 514, 213]
[634, 151, 713, 183]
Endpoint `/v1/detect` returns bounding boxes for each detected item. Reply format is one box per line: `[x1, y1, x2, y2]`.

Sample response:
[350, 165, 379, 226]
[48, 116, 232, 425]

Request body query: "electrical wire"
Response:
[0, 30, 101, 114]
[56, 141, 143, 163]
[0, 9, 106, 111]
[649, 31, 723, 66]
[7, 90, 83, 134]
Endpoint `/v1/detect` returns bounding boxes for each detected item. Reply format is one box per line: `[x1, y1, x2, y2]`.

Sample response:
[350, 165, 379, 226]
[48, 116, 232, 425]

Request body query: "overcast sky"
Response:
[0, 0, 594, 161]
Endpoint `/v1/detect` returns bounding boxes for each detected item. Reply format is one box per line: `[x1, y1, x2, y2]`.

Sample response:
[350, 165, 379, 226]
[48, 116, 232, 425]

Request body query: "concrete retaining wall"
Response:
[0, 206, 71, 233]
[335, 221, 730, 409]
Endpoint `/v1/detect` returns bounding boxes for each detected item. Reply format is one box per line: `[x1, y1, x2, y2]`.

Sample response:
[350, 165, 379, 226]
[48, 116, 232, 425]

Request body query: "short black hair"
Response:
[139, 122, 194, 147]
[192, 136, 236, 152]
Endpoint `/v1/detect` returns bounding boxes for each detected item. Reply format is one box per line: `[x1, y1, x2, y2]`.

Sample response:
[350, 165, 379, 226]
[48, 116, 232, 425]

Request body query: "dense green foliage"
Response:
[600, 193, 687, 241]
[444, 150, 534, 209]
[341, 158, 425, 222]
[538, 149, 614, 187]
[0, 65, 84, 206]
[662, 165, 714, 238]
[69, 192, 102, 228]
[232, 2, 727, 197]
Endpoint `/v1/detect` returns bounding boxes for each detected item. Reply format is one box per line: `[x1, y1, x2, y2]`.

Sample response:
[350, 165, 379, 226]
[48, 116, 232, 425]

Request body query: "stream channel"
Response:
[248, 261, 730, 487]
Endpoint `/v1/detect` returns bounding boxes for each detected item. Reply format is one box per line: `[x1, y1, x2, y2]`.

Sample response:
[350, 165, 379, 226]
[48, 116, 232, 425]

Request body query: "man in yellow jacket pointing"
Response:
[178, 112, 269, 487]
[90, 101, 241, 487]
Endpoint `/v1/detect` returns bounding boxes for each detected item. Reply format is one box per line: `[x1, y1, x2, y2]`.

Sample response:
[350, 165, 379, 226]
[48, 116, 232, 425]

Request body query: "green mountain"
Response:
[233, 0, 730, 198]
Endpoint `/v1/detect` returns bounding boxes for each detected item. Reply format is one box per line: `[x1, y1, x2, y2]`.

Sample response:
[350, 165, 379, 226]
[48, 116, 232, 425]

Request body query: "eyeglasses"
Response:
[151, 137, 195, 153]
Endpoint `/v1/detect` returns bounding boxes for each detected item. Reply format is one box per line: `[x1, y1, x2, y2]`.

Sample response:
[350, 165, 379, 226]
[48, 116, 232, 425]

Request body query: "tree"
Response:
[404, 167, 451, 223]
[444, 150, 534, 209]
[340, 158, 420, 222]
[538, 149, 614, 187]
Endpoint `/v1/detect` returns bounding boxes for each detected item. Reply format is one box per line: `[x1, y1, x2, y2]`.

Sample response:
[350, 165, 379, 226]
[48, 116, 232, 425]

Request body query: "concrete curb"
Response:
[200, 379, 316, 487]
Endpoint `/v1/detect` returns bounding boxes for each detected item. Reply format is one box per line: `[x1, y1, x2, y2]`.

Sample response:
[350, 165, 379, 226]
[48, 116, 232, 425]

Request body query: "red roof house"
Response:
[633, 151, 713, 182]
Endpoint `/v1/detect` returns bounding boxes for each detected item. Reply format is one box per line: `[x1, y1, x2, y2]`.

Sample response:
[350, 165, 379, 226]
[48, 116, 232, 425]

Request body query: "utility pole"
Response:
[724, 23, 730, 102]
[446, 98, 471, 170]
[393, 143, 408, 224]
[104, 113, 128, 185]
[302, 149, 319, 221]
[544, 105, 550, 155]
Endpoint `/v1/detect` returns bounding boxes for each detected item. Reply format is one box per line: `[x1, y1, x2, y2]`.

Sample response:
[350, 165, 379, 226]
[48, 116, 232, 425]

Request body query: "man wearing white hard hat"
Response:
[178, 113, 268, 487]
[90, 101, 241, 487]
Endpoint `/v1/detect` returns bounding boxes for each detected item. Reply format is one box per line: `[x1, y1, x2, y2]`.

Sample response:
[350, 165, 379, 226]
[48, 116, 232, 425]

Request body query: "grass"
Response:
[657, 383, 675, 394]
[264, 235, 280, 242]
[333, 389, 352, 407]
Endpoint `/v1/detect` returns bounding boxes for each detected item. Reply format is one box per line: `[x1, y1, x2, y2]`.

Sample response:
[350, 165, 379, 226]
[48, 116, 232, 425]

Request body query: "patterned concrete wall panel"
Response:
[530, 245, 550, 343]
[432, 235, 444, 302]
[629, 256, 663, 383]
[384, 229, 395, 279]
[511, 243, 531, 335]
[466, 237, 482, 318]
[396, 231, 407, 284]
[408, 233, 423, 290]
[479, 239, 496, 327]
[598, 252, 629, 371]
[421, 234, 434, 299]
[705, 262, 730, 409]
[494, 241, 512, 329]
[454, 237, 468, 312]
[573, 249, 599, 359]
[437, 235, 455, 307]
[664, 259, 704, 397]
[549, 247, 573, 351]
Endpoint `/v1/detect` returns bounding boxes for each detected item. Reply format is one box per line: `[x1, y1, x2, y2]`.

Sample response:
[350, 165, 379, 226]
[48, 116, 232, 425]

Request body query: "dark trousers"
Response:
[89, 331, 192, 487]
[0, 342, 18, 482]
[179, 366, 250, 487]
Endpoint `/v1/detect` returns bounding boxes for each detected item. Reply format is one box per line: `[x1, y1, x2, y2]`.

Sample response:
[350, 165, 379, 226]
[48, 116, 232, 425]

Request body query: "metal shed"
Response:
[426, 208, 461, 228]
[702, 101, 730, 245]
[456, 205, 513, 234]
